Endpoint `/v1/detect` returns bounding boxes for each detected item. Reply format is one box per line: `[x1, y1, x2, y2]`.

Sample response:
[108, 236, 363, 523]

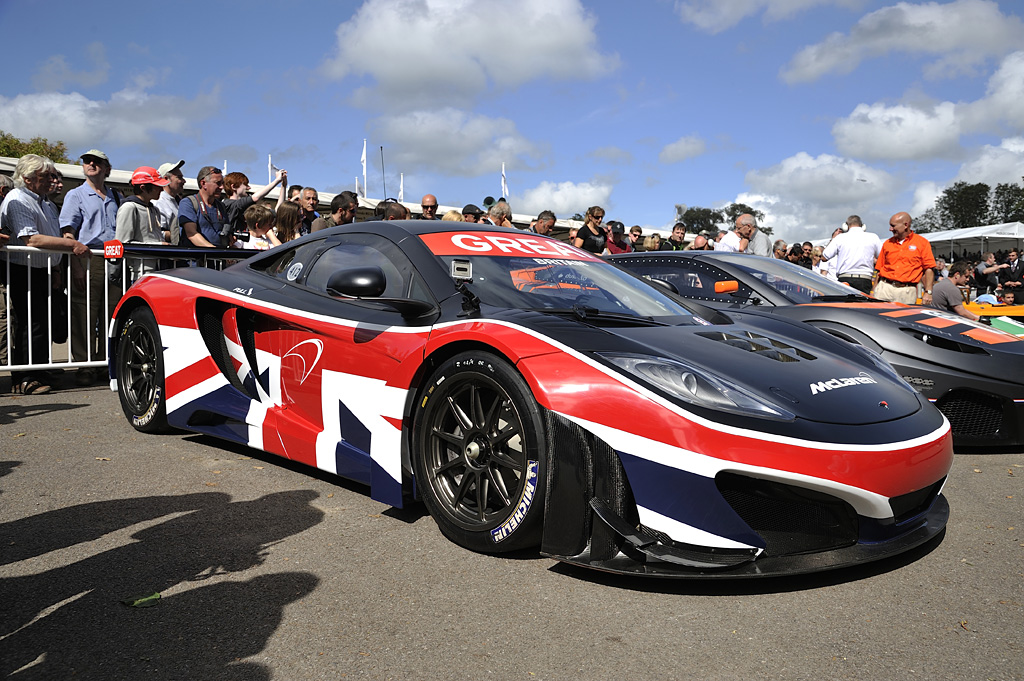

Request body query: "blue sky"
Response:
[2, 0, 1022, 241]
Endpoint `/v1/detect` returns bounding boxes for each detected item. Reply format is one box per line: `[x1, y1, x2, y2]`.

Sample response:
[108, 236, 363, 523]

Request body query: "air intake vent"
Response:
[900, 328, 989, 355]
[696, 330, 816, 362]
[935, 389, 1007, 438]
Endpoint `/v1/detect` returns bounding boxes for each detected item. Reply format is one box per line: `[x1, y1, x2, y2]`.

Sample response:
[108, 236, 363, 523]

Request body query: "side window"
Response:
[257, 240, 326, 283]
[627, 259, 755, 304]
[303, 234, 431, 302]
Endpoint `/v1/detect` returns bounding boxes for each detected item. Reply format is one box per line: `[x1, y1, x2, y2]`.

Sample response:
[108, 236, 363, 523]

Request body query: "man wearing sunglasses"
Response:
[59, 150, 122, 385]
[420, 194, 439, 220]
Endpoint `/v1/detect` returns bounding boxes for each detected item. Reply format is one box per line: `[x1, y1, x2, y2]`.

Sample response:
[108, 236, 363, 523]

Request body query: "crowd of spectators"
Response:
[3, 149, 1022, 393]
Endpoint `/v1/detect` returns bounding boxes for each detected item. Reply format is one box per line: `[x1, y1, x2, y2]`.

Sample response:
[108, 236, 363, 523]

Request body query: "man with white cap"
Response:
[58, 149, 122, 385]
[153, 160, 184, 245]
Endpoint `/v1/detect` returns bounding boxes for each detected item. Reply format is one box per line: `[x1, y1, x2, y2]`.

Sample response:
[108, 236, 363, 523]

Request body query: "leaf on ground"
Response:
[95, 457, 111, 461]
[14, 433, 26, 437]
[959, 619, 969, 630]
[121, 592, 161, 608]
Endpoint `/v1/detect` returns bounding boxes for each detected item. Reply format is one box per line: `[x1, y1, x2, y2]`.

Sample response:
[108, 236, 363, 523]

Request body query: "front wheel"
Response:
[413, 352, 547, 553]
[115, 306, 169, 433]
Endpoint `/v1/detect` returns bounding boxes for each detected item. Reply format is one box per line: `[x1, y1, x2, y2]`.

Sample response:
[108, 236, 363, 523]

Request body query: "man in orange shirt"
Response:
[872, 212, 936, 305]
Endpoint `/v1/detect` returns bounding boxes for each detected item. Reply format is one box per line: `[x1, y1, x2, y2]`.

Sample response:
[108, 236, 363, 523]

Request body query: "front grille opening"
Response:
[890, 478, 945, 525]
[935, 389, 1007, 438]
[696, 330, 816, 362]
[900, 328, 989, 355]
[716, 473, 858, 557]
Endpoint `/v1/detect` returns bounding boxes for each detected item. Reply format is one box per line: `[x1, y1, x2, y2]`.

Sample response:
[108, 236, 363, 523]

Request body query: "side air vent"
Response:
[899, 328, 990, 355]
[696, 330, 816, 362]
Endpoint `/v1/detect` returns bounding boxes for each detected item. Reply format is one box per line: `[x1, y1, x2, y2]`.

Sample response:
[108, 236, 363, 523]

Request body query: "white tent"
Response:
[920, 222, 1024, 259]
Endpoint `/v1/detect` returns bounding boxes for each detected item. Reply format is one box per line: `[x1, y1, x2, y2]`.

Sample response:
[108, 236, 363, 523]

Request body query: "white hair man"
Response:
[0, 154, 89, 394]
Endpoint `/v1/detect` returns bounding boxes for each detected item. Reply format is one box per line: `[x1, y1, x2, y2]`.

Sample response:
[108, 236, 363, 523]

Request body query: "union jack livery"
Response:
[110, 222, 952, 578]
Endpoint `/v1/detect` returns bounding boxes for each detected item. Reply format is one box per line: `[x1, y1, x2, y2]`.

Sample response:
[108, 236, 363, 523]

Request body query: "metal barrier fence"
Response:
[1, 244, 257, 376]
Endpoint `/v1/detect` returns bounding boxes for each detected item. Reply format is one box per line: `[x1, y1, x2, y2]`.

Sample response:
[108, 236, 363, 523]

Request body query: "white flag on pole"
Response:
[223, 160, 228, 174]
[355, 177, 361, 197]
[361, 139, 367, 198]
[399, 173, 404, 203]
[501, 162, 508, 199]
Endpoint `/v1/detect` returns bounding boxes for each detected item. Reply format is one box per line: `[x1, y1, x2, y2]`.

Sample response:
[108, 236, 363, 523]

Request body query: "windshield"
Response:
[419, 230, 694, 319]
[710, 253, 870, 304]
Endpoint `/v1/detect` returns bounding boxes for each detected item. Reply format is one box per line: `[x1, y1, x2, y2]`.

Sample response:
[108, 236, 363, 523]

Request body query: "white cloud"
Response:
[832, 51, 1024, 162]
[833, 102, 961, 160]
[740, 153, 902, 242]
[911, 181, 942, 215]
[960, 51, 1024, 134]
[782, 0, 1024, 84]
[32, 42, 109, 91]
[0, 85, 219, 150]
[658, 135, 706, 164]
[674, 0, 860, 34]
[746, 152, 900, 206]
[953, 137, 1024, 186]
[514, 179, 613, 218]
[369, 108, 544, 177]
[321, 0, 618, 108]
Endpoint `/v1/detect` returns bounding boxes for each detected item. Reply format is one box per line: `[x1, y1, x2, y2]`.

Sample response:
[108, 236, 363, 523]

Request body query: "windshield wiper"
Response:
[528, 306, 673, 326]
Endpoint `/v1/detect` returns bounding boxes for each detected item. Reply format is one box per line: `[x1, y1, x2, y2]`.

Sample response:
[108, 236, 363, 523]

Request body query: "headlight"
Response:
[599, 353, 795, 421]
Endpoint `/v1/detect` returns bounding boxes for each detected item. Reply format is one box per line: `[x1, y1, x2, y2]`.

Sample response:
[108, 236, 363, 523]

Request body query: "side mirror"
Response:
[327, 266, 386, 298]
[646, 276, 679, 294]
[715, 280, 739, 294]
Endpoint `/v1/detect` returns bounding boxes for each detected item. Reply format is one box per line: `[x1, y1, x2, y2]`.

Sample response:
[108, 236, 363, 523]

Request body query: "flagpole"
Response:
[361, 139, 367, 199]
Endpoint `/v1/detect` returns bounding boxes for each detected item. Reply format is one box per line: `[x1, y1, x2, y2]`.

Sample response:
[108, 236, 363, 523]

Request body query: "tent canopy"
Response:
[920, 222, 1024, 259]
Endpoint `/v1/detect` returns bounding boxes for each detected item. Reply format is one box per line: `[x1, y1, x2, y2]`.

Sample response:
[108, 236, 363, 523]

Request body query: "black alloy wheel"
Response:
[414, 352, 546, 553]
[116, 306, 169, 433]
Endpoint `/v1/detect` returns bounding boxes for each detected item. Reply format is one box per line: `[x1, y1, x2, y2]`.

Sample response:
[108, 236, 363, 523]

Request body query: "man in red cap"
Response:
[115, 167, 170, 282]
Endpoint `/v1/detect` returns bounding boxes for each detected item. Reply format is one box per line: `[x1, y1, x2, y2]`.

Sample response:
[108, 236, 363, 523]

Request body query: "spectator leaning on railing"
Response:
[59, 149, 122, 386]
[0, 154, 89, 395]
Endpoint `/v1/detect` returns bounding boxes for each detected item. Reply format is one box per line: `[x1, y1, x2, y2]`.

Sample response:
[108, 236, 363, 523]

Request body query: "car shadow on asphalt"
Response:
[0, 489, 323, 680]
[545, 530, 946, 594]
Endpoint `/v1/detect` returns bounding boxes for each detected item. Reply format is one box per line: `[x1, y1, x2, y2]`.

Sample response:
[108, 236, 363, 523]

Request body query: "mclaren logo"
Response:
[809, 372, 877, 396]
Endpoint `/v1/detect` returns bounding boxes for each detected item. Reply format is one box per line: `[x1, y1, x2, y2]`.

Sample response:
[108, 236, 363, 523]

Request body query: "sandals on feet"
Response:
[12, 380, 52, 395]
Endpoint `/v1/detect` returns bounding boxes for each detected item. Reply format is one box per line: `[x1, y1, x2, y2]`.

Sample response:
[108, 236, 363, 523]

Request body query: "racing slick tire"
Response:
[115, 306, 170, 433]
[414, 351, 547, 553]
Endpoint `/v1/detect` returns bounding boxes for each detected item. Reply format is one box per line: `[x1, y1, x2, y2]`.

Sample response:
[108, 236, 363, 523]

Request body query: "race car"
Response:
[109, 222, 952, 578]
[608, 250, 1024, 449]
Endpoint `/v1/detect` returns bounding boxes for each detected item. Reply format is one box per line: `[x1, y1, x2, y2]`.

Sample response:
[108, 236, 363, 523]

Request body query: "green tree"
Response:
[0, 130, 71, 163]
[989, 181, 1024, 224]
[721, 202, 765, 226]
[935, 181, 990, 231]
[912, 206, 943, 234]
[680, 206, 723, 234]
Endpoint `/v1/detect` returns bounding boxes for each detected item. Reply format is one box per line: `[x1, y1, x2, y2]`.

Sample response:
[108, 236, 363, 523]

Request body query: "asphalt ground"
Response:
[1, 381, 1021, 681]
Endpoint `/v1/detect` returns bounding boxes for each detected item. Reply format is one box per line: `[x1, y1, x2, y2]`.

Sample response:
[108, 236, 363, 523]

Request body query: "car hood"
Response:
[794, 301, 1024, 355]
[571, 312, 921, 426]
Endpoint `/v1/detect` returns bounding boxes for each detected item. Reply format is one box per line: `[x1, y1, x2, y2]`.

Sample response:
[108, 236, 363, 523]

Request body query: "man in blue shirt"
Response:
[59, 149, 121, 385]
[179, 165, 228, 247]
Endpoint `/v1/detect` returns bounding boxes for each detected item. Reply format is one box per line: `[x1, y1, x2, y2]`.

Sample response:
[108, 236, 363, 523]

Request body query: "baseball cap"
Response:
[462, 203, 484, 216]
[609, 221, 625, 234]
[130, 166, 170, 186]
[81, 149, 109, 162]
[157, 160, 185, 177]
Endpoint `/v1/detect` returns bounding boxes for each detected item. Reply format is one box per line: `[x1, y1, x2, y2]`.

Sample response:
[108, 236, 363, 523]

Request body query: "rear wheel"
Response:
[414, 352, 546, 553]
[116, 306, 169, 433]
